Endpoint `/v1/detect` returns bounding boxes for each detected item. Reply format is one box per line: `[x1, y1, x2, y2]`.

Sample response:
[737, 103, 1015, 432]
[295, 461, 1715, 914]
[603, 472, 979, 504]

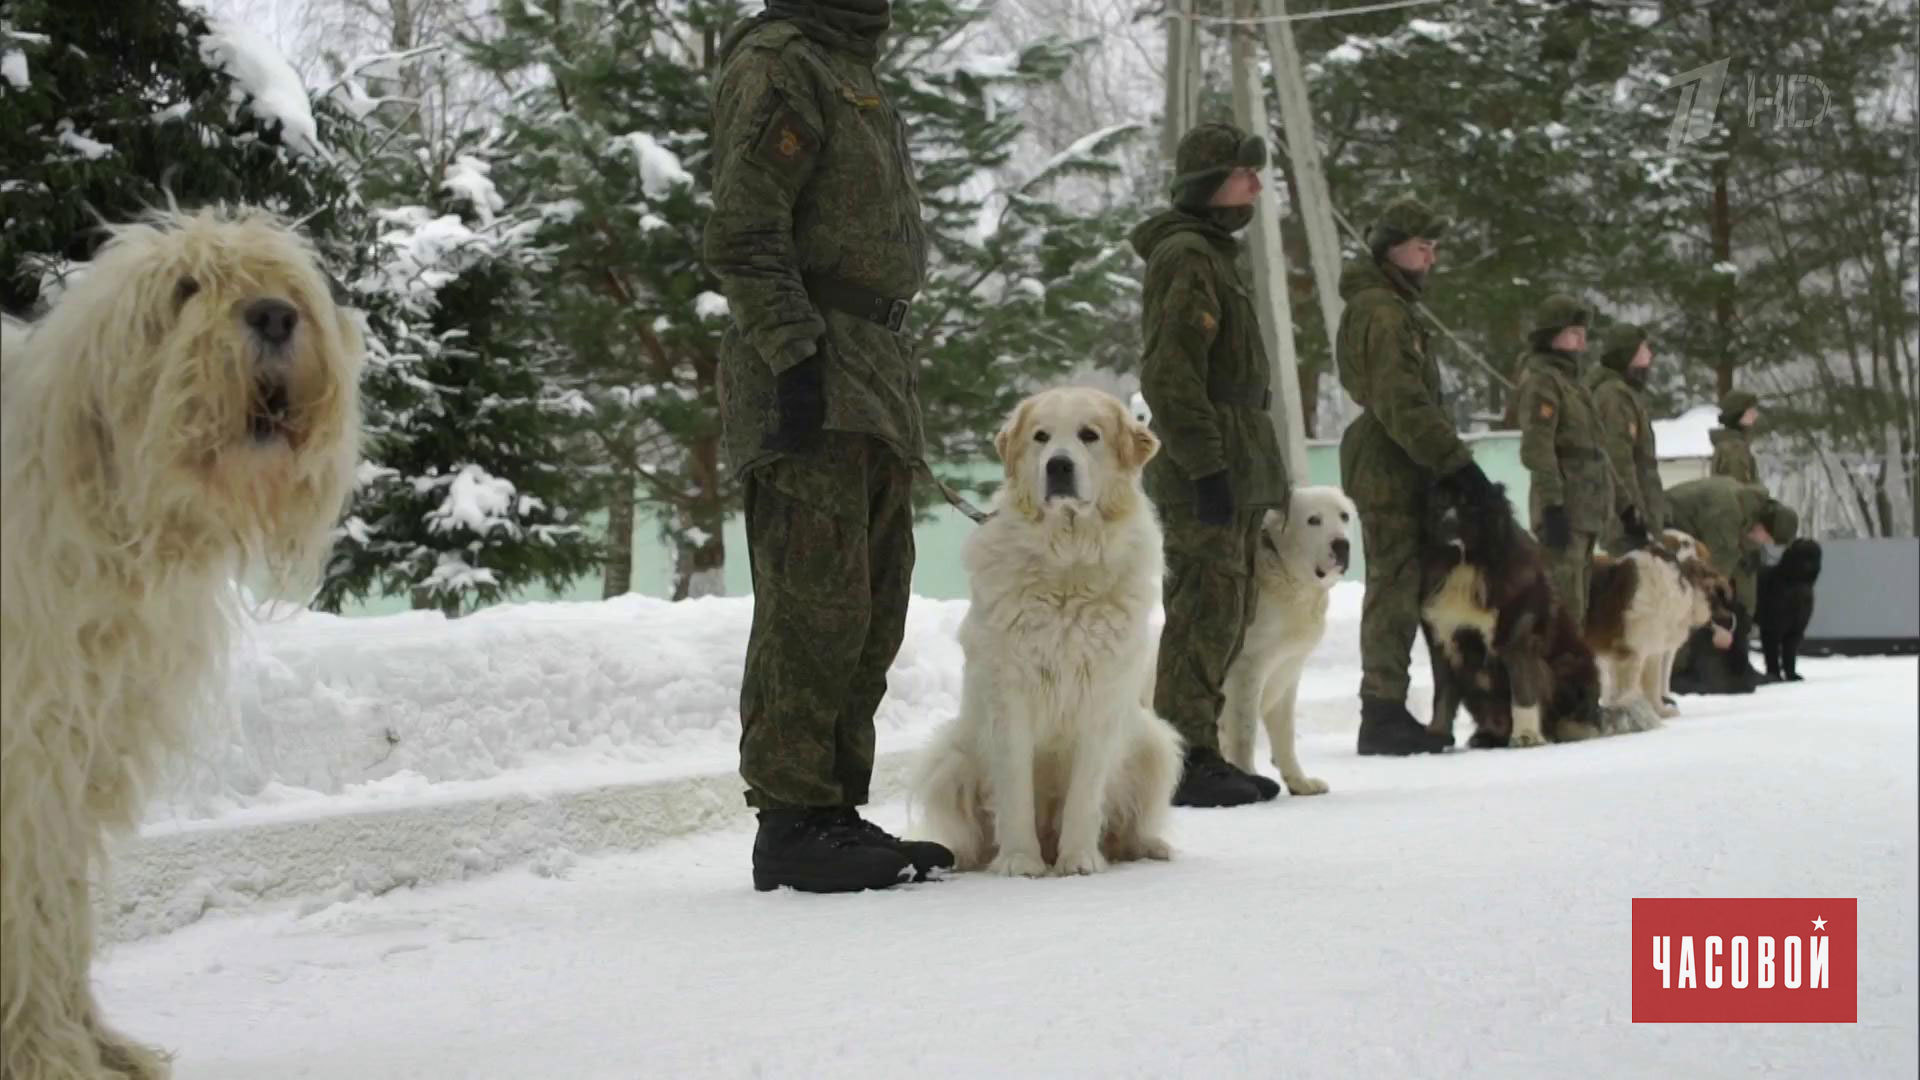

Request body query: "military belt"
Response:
[806, 276, 912, 334]
[1209, 385, 1273, 411]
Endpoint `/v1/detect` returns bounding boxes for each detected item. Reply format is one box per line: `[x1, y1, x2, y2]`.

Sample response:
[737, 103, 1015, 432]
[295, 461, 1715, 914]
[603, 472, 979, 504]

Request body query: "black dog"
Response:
[1757, 538, 1822, 681]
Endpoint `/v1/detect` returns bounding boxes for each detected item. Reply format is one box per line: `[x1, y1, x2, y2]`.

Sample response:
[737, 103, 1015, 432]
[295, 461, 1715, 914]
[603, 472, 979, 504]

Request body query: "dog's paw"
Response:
[1282, 774, 1329, 796]
[96, 1029, 172, 1080]
[1655, 700, 1680, 719]
[986, 850, 1048, 878]
[1509, 728, 1547, 749]
[1051, 847, 1108, 877]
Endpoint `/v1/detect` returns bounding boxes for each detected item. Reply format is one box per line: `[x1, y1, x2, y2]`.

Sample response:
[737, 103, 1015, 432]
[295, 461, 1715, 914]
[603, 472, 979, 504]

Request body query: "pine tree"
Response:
[314, 130, 605, 615]
[465, 0, 737, 600]
[0, 0, 356, 312]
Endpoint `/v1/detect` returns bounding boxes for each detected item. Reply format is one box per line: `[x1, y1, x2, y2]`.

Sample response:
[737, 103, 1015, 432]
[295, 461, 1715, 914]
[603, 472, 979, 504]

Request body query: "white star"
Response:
[1812, 917, 1828, 931]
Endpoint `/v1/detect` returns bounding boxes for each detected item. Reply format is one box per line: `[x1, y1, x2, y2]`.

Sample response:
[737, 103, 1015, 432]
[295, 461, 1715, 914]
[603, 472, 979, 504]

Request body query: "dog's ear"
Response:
[1120, 414, 1159, 470]
[993, 399, 1030, 466]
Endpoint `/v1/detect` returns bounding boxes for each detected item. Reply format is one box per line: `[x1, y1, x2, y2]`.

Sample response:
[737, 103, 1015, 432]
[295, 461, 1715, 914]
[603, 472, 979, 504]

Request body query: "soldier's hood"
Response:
[1129, 208, 1238, 259]
[1338, 257, 1418, 301]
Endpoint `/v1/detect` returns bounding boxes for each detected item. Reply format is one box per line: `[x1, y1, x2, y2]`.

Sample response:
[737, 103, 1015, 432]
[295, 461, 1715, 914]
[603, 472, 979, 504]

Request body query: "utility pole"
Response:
[1162, 0, 1199, 165]
[1261, 0, 1354, 431]
[1228, 0, 1310, 484]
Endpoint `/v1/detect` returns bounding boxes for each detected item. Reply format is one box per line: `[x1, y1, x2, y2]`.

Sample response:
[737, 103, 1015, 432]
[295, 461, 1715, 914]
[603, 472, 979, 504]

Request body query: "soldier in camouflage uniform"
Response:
[1336, 196, 1490, 756]
[1665, 476, 1799, 693]
[704, 0, 952, 892]
[1514, 295, 1646, 628]
[1586, 323, 1667, 555]
[1135, 121, 1289, 806]
[1710, 389, 1761, 483]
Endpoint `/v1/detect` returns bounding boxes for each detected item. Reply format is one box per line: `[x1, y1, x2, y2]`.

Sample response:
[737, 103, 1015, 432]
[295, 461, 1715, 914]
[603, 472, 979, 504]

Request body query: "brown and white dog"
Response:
[1419, 486, 1658, 749]
[1585, 529, 1738, 717]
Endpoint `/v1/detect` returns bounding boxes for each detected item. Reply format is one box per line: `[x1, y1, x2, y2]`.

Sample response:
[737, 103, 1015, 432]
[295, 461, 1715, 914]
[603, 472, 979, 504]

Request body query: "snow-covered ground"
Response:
[94, 590, 1917, 1076]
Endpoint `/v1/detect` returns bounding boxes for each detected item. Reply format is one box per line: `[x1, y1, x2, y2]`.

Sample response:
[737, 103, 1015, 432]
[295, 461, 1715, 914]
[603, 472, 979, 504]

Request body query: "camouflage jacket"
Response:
[704, 19, 928, 475]
[1709, 427, 1758, 484]
[1666, 476, 1771, 581]
[1516, 347, 1616, 535]
[1584, 363, 1667, 534]
[1334, 258, 1474, 508]
[1131, 208, 1289, 512]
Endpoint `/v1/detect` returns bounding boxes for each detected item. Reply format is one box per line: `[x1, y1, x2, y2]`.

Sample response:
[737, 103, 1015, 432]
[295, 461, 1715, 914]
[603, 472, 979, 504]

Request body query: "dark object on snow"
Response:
[1357, 696, 1452, 755]
[1670, 606, 1758, 696]
[752, 808, 942, 893]
[1758, 539, 1823, 682]
[1172, 747, 1273, 806]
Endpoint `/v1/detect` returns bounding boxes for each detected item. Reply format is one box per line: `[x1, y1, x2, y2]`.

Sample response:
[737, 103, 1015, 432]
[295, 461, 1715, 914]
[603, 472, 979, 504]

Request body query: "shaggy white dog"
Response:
[1216, 486, 1356, 795]
[913, 387, 1182, 877]
[1, 209, 362, 1080]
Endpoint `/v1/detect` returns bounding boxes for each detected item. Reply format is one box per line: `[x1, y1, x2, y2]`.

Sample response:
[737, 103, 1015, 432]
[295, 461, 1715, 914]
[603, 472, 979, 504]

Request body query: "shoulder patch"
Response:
[1628, 421, 1638, 439]
[755, 103, 819, 169]
[1537, 400, 1556, 420]
[1194, 310, 1217, 333]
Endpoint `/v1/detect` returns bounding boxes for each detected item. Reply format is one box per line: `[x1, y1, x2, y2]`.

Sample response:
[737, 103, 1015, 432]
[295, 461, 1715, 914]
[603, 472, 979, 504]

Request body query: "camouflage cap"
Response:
[1719, 389, 1759, 422]
[1170, 122, 1267, 208]
[1531, 293, 1592, 336]
[1372, 196, 1450, 242]
[1760, 500, 1800, 545]
[1599, 322, 1649, 372]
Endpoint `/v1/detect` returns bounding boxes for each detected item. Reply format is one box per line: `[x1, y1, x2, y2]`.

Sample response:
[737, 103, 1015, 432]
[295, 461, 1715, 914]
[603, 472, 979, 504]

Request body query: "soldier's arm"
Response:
[703, 48, 827, 374]
[1139, 251, 1228, 479]
[1364, 306, 1474, 476]
[1594, 389, 1642, 511]
[1638, 414, 1668, 531]
[1517, 377, 1566, 508]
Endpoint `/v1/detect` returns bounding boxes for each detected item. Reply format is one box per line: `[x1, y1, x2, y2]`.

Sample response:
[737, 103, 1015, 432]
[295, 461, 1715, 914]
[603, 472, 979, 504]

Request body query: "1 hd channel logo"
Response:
[1633, 898, 1856, 1023]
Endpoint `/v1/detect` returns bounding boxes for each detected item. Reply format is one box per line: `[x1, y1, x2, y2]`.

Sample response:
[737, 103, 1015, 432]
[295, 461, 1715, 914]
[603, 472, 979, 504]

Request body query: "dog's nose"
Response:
[1332, 537, 1351, 565]
[245, 299, 299, 347]
[1045, 456, 1074, 480]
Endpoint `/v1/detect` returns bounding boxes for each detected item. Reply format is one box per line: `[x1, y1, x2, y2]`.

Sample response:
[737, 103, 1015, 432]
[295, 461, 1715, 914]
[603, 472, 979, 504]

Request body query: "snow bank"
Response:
[152, 584, 1369, 831]
[154, 593, 974, 828]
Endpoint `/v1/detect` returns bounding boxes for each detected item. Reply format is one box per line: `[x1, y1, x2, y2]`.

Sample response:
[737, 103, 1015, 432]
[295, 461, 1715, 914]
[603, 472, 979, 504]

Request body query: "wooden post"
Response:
[1261, 0, 1353, 431]
[1229, 0, 1310, 484]
[1162, 0, 1197, 165]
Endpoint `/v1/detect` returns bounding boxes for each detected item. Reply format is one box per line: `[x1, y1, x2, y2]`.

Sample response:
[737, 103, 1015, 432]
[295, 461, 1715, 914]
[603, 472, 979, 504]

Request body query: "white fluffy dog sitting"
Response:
[1, 210, 362, 1079]
[1217, 486, 1356, 796]
[913, 387, 1182, 877]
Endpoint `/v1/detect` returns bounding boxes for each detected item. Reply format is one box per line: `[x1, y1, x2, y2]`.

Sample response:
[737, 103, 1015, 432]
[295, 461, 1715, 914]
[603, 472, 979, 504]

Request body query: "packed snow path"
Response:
[101, 659, 1916, 1078]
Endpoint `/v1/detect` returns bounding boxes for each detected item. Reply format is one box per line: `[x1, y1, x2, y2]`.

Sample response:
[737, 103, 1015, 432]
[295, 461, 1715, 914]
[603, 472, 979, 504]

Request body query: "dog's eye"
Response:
[174, 277, 200, 308]
[1340, 512, 1351, 523]
[1033, 430, 1050, 444]
[1308, 515, 1322, 527]
[1078, 427, 1099, 444]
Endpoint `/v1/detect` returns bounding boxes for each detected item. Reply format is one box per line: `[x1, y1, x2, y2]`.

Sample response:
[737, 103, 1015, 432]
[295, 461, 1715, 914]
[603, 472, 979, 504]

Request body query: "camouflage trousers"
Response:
[1543, 530, 1597, 629]
[1355, 496, 1440, 704]
[1152, 504, 1263, 751]
[738, 432, 914, 810]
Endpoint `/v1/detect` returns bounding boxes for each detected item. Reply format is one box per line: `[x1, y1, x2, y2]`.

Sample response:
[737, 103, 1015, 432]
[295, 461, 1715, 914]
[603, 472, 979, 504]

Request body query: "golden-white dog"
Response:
[1, 210, 362, 1079]
[1216, 486, 1356, 795]
[912, 388, 1182, 877]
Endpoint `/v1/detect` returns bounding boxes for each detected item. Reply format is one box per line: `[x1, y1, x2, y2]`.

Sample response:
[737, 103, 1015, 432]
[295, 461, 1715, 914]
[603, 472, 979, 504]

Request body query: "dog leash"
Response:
[916, 460, 992, 525]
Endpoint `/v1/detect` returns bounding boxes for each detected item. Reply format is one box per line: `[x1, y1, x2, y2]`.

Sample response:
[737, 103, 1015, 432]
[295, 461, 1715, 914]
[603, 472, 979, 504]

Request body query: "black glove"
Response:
[1443, 461, 1497, 510]
[1539, 505, 1572, 549]
[763, 350, 826, 452]
[1620, 504, 1650, 548]
[1193, 470, 1234, 527]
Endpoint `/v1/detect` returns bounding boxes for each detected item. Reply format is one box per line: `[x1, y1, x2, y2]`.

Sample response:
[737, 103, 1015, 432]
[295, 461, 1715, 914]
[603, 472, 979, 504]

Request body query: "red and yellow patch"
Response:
[1537, 400, 1556, 420]
[1196, 310, 1217, 333]
[755, 104, 819, 169]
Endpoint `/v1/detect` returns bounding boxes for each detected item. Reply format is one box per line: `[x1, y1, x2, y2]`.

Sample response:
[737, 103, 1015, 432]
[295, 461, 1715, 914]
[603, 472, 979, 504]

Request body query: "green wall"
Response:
[337, 432, 1529, 615]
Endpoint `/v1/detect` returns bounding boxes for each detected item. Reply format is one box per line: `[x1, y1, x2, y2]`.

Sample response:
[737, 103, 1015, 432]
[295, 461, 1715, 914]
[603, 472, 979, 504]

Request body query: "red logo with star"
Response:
[1632, 898, 1856, 1022]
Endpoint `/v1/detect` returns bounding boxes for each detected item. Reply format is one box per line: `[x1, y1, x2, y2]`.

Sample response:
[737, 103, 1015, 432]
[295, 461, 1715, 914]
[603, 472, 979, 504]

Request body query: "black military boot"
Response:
[834, 809, 955, 882]
[1357, 697, 1451, 756]
[1172, 747, 1268, 807]
[752, 808, 916, 893]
